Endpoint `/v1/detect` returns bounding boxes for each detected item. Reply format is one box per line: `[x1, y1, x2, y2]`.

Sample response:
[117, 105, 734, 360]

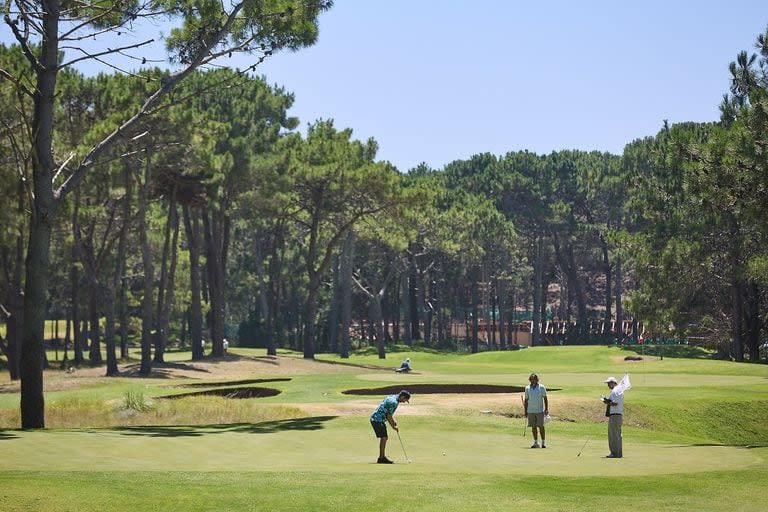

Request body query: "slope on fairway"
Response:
[1, 416, 764, 477]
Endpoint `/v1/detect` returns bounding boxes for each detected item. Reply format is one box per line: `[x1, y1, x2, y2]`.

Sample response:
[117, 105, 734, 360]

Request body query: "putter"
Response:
[396, 430, 412, 463]
[577, 436, 591, 457]
[520, 395, 527, 436]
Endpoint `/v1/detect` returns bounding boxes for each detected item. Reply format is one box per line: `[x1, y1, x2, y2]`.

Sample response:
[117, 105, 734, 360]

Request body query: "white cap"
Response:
[605, 376, 618, 384]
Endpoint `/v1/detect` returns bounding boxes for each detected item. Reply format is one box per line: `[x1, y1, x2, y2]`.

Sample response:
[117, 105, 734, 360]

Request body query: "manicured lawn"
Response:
[1, 346, 766, 511]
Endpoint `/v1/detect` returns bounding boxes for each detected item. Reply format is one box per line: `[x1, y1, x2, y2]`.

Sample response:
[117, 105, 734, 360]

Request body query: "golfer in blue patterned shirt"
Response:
[370, 390, 411, 463]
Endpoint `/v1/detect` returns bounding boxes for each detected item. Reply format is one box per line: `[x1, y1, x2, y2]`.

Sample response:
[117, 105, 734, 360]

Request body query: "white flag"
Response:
[615, 373, 631, 395]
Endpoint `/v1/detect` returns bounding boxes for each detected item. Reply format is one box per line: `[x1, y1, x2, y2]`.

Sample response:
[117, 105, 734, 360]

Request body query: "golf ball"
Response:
[442, 452, 446, 456]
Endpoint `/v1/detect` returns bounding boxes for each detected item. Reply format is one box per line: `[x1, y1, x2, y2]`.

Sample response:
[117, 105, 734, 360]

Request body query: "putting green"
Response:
[2, 416, 763, 477]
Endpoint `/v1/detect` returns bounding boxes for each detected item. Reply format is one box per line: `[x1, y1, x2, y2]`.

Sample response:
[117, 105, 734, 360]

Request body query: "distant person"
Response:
[524, 373, 549, 448]
[370, 390, 411, 463]
[223, 338, 229, 354]
[602, 375, 629, 458]
[395, 357, 412, 372]
[200, 338, 205, 355]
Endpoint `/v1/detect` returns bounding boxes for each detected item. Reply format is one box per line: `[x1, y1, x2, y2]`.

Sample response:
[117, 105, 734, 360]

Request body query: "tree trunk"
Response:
[138, 154, 154, 375]
[71, 267, 84, 365]
[4, 179, 26, 380]
[744, 281, 762, 361]
[339, 232, 355, 358]
[103, 285, 119, 376]
[471, 275, 479, 353]
[730, 220, 744, 362]
[401, 267, 411, 345]
[202, 208, 227, 357]
[118, 272, 129, 359]
[303, 275, 320, 359]
[532, 235, 543, 347]
[409, 255, 420, 341]
[153, 195, 172, 363]
[601, 241, 613, 337]
[392, 279, 401, 342]
[106, 168, 132, 374]
[421, 272, 431, 345]
[327, 254, 340, 354]
[20, 6, 62, 426]
[20, 214, 51, 428]
[731, 279, 744, 361]
[371, 295, 386, 359]
[497, 277, 507, 349]
[155, 197, 179, 363]
[254, 231, 275, 355]
[182, 205, 204, 360]
[614, 256, 624, 338]
[88, 288, 102, 364]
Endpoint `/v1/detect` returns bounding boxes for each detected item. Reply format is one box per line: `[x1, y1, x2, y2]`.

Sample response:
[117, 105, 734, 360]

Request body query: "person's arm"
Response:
[386, 413, 398, 431]
[544, 395, 549, 415]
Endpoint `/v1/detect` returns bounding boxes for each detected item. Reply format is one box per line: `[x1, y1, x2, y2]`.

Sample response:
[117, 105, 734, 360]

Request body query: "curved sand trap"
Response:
[160, 386, 281, 399]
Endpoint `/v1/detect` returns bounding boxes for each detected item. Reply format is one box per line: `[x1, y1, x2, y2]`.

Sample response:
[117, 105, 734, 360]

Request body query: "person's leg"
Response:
[540, 426, 546, 447]
[607, 417, 615, 455]
[372, 421, 391, 462]
[531, 425, 539, 447]
[615, 416, 623, 457]
[608, 416, 622, 457]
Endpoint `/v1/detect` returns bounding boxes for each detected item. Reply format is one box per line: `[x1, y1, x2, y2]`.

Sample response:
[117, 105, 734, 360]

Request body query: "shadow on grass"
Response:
[619, 345, 714, 359]
[343, 384, 561, 395]
[0, 430, 19, 440]
[166, 377, 292, 389]
[121, 362, 212, 378]
[665, 442, 768, 449]
[157, 386, 282, 400]
[109, 416, 338, 438]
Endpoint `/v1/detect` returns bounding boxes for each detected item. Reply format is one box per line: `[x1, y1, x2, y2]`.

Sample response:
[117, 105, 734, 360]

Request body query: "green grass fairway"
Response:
[1, 346, 767, 511]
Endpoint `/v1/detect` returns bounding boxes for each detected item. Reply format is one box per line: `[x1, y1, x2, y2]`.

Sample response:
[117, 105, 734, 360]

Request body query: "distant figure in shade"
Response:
[395, 357, 412, 372]
[223, 338, 229, 354]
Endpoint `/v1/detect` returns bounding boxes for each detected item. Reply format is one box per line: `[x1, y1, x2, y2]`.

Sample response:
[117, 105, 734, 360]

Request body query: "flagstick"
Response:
[520, 395, 527, 437]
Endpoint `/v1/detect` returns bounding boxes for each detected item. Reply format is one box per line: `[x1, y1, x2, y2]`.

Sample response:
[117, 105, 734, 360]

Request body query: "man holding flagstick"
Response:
[602, 374, 631, 458]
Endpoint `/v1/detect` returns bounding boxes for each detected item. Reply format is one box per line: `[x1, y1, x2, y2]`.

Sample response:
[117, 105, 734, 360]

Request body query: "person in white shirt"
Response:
[603, 376, 624, 458]
[395, 357, 412, 372]
[524, 373, 549, 448]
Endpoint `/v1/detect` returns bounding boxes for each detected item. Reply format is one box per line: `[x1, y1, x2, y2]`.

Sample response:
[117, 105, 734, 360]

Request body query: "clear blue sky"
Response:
[252, 1, 768, 171]
[3, 1, 767, 172]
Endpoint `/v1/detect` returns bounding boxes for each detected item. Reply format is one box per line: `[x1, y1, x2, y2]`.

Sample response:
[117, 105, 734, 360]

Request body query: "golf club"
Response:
[520, 395, 527, 436]
[577, 436, 591, 457]
[396, 430, 412, 463]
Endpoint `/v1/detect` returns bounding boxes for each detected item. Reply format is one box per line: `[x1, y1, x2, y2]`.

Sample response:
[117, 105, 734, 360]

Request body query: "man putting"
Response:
[370, 389, 411, 463]
[524, 373, 549, 448]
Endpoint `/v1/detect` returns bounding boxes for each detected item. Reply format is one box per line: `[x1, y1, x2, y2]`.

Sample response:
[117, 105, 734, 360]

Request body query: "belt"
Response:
[609, 413, 622, 416]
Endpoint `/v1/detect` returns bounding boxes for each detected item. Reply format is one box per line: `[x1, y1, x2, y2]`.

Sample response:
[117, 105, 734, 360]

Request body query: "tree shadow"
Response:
[157, 386, 282, 400]
[619, 345, 714, 359]
[0, 430, 19, 440]
[166, 377, 292, 389]
[664, 442, 768, 449]
[109, 416, 338, 438]
[120, 362, 212, 378]
[343, 384, 561, 395]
